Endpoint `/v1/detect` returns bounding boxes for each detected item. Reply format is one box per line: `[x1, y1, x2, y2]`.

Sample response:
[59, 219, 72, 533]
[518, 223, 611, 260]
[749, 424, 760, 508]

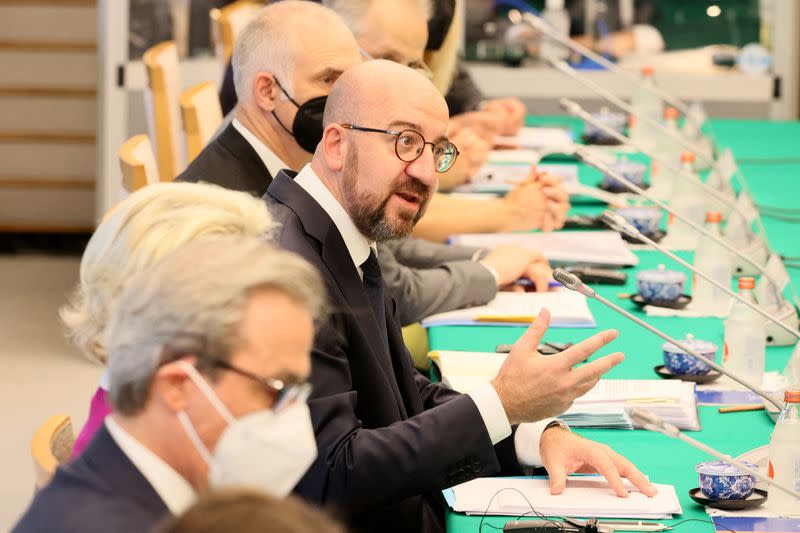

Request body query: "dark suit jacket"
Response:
[12, 425, 170, 533]
[176, 122, 272, 196]
[266, 171, 521, 533]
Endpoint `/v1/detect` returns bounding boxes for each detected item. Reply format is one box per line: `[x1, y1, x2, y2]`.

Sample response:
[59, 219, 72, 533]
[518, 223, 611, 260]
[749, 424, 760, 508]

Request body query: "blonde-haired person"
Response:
[62, 181, 274, 457]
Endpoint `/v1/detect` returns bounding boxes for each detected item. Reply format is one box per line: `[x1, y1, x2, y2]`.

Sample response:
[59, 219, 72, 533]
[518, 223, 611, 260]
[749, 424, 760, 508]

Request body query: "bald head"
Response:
[323, 60, 447, 128]
[232, 1, 357, 103]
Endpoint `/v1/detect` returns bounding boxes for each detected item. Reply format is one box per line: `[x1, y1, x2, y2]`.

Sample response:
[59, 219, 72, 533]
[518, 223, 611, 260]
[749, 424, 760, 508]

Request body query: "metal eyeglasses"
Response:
[340, 124, 460, 173]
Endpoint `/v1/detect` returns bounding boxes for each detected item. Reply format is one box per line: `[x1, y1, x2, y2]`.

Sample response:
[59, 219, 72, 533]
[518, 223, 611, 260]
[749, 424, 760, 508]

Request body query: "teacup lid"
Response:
[695, 460, 758, 476]
[609, 160, 647, 173]
[617, 206, 661, 218]
[637, 266, 686, 284]
[592, 107, 626, 122]
[662, 336, 717, 355]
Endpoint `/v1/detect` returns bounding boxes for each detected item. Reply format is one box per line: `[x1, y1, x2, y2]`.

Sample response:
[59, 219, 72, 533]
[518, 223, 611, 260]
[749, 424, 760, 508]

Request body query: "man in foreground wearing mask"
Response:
[177, 1, 554, 327]
[12, 236, 326, 533]
[267, 60, 656, 533]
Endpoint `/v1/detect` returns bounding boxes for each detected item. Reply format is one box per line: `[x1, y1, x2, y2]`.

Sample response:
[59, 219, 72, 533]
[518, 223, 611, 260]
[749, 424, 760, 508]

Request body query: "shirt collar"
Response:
[105, 417, 197, 515]
[293, 163, 374, 274]
[231, 118, 288, 178]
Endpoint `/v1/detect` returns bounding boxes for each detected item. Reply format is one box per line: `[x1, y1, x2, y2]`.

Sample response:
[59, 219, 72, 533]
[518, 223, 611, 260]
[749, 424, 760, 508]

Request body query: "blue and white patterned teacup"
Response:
[601, 160, 648, 192]
[636, 268, 685, 303]
[584, 109, 627, 142]
[662, 338, 717, 375]
[617, 206, 662, 236]
[696, 460, 758, 500]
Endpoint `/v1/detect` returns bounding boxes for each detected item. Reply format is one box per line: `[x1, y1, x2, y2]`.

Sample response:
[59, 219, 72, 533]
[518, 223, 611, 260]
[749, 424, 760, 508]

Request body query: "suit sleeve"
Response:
[377, 241, 497, 326]
[295, 317, 515, 513]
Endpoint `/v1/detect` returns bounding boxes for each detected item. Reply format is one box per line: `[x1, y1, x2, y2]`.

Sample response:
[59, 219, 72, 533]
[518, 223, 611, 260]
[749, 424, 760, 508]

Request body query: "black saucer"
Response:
[631, 293, 692, 310]
[581, 133, 624, 146]
[598, 181, 650, 194]
[654, 365, 722, 384]
[622, 230, 666, 244]
[688, 488, 768, 510]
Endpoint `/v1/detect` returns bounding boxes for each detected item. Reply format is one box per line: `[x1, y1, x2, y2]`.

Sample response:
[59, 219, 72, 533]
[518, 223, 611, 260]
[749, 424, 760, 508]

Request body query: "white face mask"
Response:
[176, 361, 317, 497]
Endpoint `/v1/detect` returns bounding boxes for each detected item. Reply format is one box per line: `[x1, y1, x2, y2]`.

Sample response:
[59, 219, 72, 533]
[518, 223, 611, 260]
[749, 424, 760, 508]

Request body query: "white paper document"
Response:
[453, 152, 579, 194]
[421, 290, 595, 328]
[447, 476, 682, 519]
[449, 231, 639, 267]
[495, 127, 574, 152]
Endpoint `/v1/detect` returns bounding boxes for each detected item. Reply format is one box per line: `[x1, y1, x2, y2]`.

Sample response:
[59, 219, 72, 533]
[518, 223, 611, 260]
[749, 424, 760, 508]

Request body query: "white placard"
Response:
[715, 148, 738, 184]
[736, 191, 760, 224]
[765, 253, 790, 291]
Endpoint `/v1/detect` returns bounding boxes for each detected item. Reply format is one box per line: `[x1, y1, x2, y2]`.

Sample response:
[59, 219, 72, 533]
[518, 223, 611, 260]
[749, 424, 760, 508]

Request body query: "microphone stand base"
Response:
[765, 300, 800, 347]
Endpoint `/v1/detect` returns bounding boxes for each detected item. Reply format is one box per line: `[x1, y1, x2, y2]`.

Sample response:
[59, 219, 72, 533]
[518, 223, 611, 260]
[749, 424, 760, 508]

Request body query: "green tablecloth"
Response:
[436, 118, 800, 533]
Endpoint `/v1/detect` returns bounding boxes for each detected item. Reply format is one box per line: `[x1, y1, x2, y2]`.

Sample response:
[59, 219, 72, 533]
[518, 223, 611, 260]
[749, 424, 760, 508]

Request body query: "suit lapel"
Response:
[268, 173, 408, 418]
[217, 123, 274, 194]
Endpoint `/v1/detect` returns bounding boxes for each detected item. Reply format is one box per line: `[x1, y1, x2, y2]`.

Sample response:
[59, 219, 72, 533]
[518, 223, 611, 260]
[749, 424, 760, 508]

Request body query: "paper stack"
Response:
[495, 127, 575, 152]
[445, 476, 682, 519]
[454, 154, 579, 195]
[421, 291, 595, 328]
[448, 231, 639, 267]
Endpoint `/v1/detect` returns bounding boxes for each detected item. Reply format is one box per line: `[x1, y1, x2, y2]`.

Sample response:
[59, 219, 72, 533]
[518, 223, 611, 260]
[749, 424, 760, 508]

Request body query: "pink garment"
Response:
[71, 387, 112, 459]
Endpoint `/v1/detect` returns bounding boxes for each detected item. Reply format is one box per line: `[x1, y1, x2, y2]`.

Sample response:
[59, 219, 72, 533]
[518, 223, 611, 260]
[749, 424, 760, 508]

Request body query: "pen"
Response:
[719, 405, 765, 413]
[512, 278, 562, 290]
[599, 522, 669, 532]
[476, 315, 536, 324]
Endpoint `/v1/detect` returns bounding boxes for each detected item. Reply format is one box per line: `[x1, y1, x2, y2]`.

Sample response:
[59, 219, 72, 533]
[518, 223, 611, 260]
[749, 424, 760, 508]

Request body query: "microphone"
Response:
[522, 12, 691, 116]
[548, 59, 714, 169]
[600, 210, 800, 341]
[561, 98, 752, 228]
[552, 268, 785, 410]
[630, 407, 800, 501]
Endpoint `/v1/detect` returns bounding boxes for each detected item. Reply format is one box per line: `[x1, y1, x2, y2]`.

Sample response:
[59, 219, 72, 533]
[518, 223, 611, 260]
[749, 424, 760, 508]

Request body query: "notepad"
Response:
[495, 127, 575, 152]
[449, 231, 639, 267]
[446, 476, 682, 519]
[428, 351, 700, 430]
[421, 291, 595, 328]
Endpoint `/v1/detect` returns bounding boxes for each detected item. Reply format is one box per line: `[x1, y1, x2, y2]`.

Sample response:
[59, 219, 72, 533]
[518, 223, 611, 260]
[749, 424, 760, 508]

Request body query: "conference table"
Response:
[433, 117, 800, 533]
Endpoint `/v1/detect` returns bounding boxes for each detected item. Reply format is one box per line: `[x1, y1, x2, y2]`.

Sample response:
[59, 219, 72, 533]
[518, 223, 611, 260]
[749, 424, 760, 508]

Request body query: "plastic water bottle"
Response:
[540, 0, 571, 61]
[723, 277, 765, 385]
[654, 107, 683, 164]
[630, 66, 662, 148]
[667, 152, 706, 248]
[692, 211, 733, 315]
[768, 389, 800, 515]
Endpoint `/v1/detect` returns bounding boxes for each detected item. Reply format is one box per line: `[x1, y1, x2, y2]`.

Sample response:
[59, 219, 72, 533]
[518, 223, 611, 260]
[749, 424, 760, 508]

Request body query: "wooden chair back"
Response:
[143, 41, 185, 180]
[31, 415, 74, 489]
[180, 81, 224, 162]
[118, 134, 160, 193]
[210, 1, 263, 74]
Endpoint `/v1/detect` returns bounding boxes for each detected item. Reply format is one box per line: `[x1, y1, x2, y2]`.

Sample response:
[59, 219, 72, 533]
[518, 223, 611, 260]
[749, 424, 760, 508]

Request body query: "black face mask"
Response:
[272, 78, 327, 154]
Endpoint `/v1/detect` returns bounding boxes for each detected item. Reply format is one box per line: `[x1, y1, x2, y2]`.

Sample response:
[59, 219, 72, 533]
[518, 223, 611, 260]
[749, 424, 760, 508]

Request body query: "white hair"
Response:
[105, 235, 326, 415]
[232, 1, 347, 103]
[323, 0, 432, 37]
[60, 182, 274, 365]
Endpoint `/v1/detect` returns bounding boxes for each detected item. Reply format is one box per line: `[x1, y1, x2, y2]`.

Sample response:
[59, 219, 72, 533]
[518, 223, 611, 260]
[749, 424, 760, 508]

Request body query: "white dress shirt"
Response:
[232, 118, 289, 178]
[292, 163, 559, 466]
[105, 417, 196, 515]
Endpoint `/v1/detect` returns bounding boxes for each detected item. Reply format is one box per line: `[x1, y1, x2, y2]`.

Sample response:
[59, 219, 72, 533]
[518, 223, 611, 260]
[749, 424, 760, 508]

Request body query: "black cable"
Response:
[477, 488, 566, 532]
[758, 212, 800, 222]
[736, 157, 800, 165]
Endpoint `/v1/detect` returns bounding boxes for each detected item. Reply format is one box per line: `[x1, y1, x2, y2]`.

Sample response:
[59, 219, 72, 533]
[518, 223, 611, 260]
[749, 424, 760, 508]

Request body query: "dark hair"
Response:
[157, 489, 345, 533]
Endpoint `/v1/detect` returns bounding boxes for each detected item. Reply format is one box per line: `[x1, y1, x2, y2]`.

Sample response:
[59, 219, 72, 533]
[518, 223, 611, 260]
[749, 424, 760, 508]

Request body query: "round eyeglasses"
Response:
[340, 124, 460, 173]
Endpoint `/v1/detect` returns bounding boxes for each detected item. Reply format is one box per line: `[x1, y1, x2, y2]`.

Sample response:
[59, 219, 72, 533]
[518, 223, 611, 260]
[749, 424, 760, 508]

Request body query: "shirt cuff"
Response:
[514, 418, 569, 467]
[479, 262, 500, 285]
[467, 383, 512, 444]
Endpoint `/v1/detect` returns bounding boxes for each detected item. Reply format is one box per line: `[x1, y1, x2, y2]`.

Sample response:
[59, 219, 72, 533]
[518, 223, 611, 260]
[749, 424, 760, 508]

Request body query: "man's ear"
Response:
[150, 357, 197, 413]
[320, 124, 346, 172]
[252, 72, 281, 114]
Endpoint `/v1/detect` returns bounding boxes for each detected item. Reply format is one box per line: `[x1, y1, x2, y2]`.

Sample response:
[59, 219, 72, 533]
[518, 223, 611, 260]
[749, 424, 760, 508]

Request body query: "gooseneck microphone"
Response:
[552, 268, 784, 410]
[630, 408, 800, 501]
[600, 210, 800, 341]
[548, 59, 715, 168]
[523, 13, 691, 116]
[575, 147, 776, 285]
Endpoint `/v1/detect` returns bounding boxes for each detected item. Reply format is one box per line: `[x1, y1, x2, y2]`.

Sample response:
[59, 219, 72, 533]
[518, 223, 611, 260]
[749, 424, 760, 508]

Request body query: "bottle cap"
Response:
[705, 212, 723, 223]
[641, 65, 655, 76]
[738, 277, 756, 290]
[664, 107, 680, 119]
[785, 389, 800, 403]
[680, 151, 696, 163]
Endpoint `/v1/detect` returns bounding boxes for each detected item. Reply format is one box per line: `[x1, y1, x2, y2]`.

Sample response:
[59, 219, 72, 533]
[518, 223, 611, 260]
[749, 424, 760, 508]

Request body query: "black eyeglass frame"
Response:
[209, 359, 312, 411]
[339, 123, 460, 173]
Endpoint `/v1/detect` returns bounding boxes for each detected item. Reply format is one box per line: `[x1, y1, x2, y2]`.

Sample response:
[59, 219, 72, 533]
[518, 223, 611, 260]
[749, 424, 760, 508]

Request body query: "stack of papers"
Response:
[449, 231, 639, 267]
[446, 476, 682, 519]
[453, 153, 579, 194]
[495, 127, 575, 152]
[421, 291, 595, 328]
[696, 371, 786, 406]
[428, 350, 701, 430]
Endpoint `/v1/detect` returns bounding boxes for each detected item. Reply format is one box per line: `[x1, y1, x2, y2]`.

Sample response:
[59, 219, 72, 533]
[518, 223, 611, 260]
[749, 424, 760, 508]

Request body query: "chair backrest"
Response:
[31, 415, 74, 489]
[119, 134, 160, 193]
[180, 81, 224, 162]
[143, 41, 185, 181]
[424, 0, 463, 96]
[211, 1, 263, 71]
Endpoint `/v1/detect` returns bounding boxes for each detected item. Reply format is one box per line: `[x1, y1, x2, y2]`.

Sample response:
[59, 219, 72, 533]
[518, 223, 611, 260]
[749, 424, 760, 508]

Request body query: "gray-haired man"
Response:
[13, 236, 328, 533]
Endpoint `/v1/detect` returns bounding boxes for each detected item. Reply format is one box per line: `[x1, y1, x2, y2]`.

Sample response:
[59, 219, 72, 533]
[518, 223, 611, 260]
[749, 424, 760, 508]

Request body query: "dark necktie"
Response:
[361, 249, 390, 350]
